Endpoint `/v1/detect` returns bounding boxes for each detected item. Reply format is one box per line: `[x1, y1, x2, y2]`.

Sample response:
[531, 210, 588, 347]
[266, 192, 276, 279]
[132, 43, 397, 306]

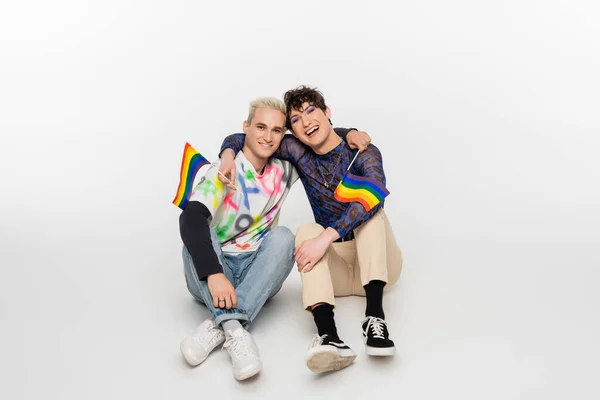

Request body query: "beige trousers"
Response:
[296, 210, 403, 310]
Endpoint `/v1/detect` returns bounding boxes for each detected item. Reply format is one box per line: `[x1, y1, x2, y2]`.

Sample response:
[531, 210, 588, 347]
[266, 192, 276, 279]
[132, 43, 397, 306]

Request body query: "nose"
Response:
[264, 129, 273, 142]
[301, 113, 310, 127]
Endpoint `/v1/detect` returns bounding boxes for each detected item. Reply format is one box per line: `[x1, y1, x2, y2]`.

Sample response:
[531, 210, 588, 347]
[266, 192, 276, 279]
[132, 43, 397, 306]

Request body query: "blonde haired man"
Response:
[179, 97, 296, 381]
[178, 97, 365, 380]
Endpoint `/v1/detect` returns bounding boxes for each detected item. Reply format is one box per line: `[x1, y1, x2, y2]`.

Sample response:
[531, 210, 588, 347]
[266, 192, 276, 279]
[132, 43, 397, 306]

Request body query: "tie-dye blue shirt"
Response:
[220, 134, 386, 238]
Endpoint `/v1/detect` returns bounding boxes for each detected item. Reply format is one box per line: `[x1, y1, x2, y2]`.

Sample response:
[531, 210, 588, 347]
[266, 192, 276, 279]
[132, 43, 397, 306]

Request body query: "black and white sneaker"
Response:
[362, 316, 396, 356]
[305, 334, 357, 373]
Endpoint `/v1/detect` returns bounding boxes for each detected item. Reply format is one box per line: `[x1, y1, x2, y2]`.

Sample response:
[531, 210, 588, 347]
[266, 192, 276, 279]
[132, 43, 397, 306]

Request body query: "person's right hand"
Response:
[207, 273, 237, 309]
[218, 149, 237, 191]
[347, 130, 371, 152]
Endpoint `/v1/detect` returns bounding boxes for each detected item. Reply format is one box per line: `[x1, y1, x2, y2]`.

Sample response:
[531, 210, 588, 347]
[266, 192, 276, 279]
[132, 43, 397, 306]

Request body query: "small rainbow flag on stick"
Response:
[172, 142, 210, 209]
[333, 151, 390, 211]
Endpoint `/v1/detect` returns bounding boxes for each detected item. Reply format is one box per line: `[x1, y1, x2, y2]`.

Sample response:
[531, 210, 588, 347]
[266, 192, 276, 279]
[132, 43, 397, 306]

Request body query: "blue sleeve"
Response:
[219, 128, 355, 162]
[219, 133, 308, 163]
[219, 133, 245, 157]
[330, 145, 387, 238]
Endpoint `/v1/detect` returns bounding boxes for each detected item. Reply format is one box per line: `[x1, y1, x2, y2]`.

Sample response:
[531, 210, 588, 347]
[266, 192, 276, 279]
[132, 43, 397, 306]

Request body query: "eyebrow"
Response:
[291, 103, 315, 116]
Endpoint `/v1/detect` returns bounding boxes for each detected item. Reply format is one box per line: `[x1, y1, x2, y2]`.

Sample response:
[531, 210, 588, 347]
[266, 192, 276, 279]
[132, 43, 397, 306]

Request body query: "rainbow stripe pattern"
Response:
[172, 142, 210, 209]
[333, 172, 389, 211]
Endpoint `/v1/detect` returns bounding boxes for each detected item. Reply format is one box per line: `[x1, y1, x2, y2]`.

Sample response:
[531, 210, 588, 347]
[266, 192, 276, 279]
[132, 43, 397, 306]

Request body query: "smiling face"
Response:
[242, 106, 287, 162]
[283, 85, 340, 154]
[288, 102, 333, 149]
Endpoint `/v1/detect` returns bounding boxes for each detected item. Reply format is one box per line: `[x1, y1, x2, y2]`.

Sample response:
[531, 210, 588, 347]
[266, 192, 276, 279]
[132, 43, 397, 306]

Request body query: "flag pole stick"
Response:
[346, 150, 360, 172]
[335, 150, 360, 190]
[211, 162, 237, 190]
[217, 170, 235, 186]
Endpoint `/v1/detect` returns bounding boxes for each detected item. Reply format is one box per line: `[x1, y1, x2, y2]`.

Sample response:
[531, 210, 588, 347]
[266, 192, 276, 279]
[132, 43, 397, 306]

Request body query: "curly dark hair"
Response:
[283, 85, 328, 130]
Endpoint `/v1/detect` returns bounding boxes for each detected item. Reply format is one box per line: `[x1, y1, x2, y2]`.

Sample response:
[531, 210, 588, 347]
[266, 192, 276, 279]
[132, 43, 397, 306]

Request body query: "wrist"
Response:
[207, 272, 225, 282]
[222, 149, 235, 160]
[320, 228, 340, 245]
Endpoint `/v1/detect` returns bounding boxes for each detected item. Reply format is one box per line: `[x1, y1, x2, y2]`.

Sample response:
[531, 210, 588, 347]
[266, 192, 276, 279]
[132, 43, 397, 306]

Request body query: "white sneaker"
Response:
[223, 328, 262, 381]
[305, 334, 357, 373]
[180, 319, 225, 366]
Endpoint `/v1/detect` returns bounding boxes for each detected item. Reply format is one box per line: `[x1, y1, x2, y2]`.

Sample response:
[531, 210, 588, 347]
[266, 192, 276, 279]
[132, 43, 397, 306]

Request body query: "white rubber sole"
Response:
[181, 351, 206, 366]
[306, 346, 357, 373]
[233, 361, 262, 381]
[180, 341, 208, 366]
[180, 336, 224, 366]
[365, 345, 396, 356]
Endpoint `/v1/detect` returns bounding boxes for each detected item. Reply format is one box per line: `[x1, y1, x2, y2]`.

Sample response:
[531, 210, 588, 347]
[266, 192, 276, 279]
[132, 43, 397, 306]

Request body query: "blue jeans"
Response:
[183, 226, 295, 326]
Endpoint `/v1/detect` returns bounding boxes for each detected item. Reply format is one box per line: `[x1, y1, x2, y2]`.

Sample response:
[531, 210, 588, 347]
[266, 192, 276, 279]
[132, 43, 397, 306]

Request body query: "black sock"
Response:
[312, 304, 339, 339]
[364, 280, 386, 319]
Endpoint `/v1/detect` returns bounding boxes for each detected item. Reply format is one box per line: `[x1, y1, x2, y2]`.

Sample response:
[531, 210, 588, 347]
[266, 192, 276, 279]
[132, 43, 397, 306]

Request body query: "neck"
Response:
[312, 127, 342, 155]
[241, 145, 268, 174]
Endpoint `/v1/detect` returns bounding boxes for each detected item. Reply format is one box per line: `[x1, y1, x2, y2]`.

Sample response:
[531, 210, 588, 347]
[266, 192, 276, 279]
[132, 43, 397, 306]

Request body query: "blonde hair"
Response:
[247, 97, 286, 123]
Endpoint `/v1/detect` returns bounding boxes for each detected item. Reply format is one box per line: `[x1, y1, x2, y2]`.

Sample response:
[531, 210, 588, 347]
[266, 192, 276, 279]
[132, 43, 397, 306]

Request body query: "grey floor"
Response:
[2, 187, 599, 399]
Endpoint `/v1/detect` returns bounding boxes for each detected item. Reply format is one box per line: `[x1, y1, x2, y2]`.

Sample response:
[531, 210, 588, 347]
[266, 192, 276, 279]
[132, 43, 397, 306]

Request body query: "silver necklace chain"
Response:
[316, 147, 344, 189]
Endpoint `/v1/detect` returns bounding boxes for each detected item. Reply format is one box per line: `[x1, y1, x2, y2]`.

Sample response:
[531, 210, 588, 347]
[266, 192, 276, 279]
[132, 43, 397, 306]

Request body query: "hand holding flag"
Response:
[333, 151, 390, 211]
[172, 142, 236, 210]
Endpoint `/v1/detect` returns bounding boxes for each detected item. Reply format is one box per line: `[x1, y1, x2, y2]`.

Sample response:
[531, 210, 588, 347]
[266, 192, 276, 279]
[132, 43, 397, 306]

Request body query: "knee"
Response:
[265, 226, 295, 253]
[295, 223, 325, 244]
[259, 227, 295, 277]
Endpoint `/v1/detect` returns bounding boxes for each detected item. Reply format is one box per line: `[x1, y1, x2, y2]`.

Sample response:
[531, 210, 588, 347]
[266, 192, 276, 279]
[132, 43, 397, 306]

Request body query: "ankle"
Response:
[312, 303, 339, 339]
[364, 280, 386, 320]
[222, 320, 244, 337]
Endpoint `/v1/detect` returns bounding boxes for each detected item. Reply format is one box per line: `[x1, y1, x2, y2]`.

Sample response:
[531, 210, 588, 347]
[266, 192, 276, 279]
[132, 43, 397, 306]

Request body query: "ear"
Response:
[243, 120, 249, 134]
[325, 107, 332, 120]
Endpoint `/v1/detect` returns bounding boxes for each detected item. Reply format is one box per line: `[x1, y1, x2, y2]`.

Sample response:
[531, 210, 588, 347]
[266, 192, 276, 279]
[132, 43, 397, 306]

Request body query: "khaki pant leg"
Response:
[296, 223, 354, 310]
[351, 209, 403, 296]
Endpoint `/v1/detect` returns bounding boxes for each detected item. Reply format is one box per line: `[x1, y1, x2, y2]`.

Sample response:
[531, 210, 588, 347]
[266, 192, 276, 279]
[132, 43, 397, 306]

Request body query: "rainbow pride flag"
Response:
[172, 142, 211, 209]
[333, 173, 389, 211]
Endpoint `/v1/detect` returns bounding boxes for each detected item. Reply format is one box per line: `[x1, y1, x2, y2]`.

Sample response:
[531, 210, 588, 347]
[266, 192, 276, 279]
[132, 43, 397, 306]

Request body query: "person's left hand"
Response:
[295, 236, 331, 273]
[347, 130, 371, 152]
[218, 149, 237, 191]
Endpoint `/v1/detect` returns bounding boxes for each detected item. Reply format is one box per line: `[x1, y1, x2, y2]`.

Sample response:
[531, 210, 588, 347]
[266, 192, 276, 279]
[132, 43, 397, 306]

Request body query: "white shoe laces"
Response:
[223, 330, 253, 360]
[310, 334, 327, 348]
[367, 317, 386, 339]
[194, 328, 221, 348]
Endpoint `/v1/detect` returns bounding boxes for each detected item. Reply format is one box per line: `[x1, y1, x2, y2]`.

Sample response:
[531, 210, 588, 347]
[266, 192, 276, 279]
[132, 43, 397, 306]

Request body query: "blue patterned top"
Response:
[220, 134, 387, 238]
